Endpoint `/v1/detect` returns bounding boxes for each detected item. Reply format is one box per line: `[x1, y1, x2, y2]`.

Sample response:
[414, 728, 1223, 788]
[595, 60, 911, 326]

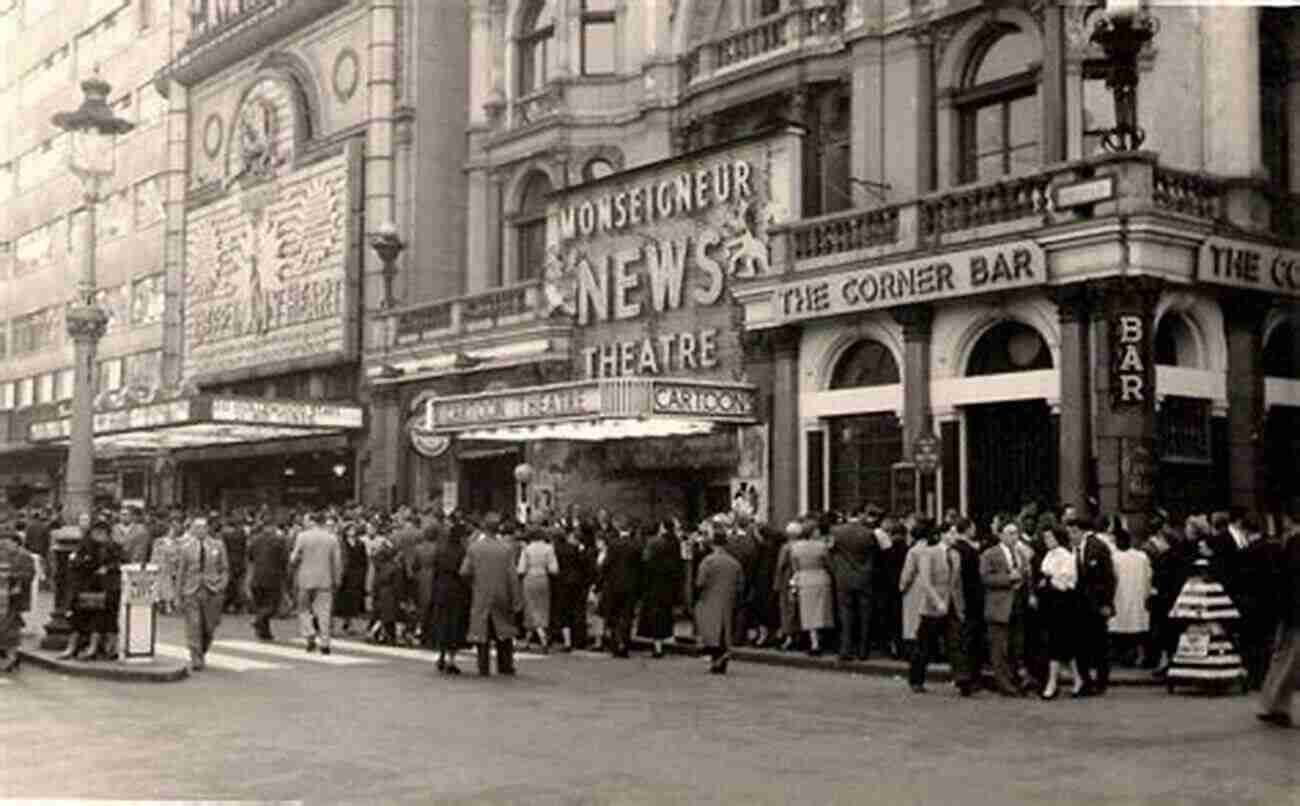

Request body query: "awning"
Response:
[27, 395, 365, 452]
[418, 377, 758, 442]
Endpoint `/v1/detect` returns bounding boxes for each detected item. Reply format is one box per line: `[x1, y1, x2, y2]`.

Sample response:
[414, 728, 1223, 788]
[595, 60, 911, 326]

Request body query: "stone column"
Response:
[1054, 284, 1093, 513]
[1040, 0, 1067, 165]
[892, 304, 934, 451]
[1202, 4, 1263, 177]
[364, 385, 402, 507]
[1223, 291, 1269, 515]
[1092, 277, 1161, 533]
[366, 0, 401, 308]
[770, 327, 801, 529]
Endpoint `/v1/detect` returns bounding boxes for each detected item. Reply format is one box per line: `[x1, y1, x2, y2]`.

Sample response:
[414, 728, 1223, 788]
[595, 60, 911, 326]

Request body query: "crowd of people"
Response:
[0, 495, 1296, 719]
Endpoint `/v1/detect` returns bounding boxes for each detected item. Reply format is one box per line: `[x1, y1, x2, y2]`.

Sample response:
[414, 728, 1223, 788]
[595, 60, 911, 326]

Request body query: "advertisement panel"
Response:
[183, 151, 355, 380]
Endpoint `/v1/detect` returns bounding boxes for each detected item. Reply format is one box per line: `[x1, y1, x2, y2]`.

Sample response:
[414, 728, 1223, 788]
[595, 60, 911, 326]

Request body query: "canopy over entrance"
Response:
[28, 395, 365, 452]
[419, 378, 758, 442]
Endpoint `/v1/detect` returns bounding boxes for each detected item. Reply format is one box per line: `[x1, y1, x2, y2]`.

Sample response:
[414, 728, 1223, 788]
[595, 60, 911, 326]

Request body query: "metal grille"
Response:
[829, 413, 902, 514]
[1157, 396, 1211, 463]
[965, 400, 1057, 531]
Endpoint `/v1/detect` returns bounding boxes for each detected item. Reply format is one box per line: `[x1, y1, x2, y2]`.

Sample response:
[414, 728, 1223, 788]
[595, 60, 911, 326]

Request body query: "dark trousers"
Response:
[988, 613, 1025, 693]
[475, 618, 515, 676]
[606, 595, 635, 653]
[250, 585, 280, 637]
[910, 613, 966, 687]
[225, 571, 246, 612]
[836, 585, 872, 658]
[962, 611, 987, 673]
[1077, 611, 1110, 689]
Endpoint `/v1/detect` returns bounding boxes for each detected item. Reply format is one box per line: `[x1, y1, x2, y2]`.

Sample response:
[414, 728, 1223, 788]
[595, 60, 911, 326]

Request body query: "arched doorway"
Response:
[1263, 318, 1300, 512]
[827, 339, 903, 513]
[963, 320, 1057, 530]
[1153, 311, 1219, 519]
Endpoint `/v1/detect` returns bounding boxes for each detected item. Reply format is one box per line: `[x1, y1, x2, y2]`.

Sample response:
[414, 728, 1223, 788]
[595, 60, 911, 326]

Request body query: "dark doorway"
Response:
[459, 450, 520, 518]
[965, 400, 1057, 533]
[828, 412, 904, 514]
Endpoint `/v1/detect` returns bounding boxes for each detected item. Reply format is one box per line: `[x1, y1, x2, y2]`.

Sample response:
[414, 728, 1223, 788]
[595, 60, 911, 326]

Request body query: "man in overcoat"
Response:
[460, 512, 523, 676]
[599, 518, 642, 658]
[696, 529, 744, 674]
[1066, 516, 1117, 696]
[829, 513, 878, 661]
[1258, 501, 1300, 728]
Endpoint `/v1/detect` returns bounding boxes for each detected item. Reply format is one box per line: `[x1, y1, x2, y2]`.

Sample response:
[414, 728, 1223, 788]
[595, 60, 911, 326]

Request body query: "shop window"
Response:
[515, 171, 552, 283]
[957, 25, 1040, 183]
[1155, 313, 1199, 368]
[1264, 320, 1300, 379]
[966, 320, 1052, 376]
[583, 157, 615, 182]
[830, 339, 900, 389]
[829, 413, 903, 513]
[580, 0, 616, 76]
[806, 430, 825, 514]
[518, 0, 554, 96]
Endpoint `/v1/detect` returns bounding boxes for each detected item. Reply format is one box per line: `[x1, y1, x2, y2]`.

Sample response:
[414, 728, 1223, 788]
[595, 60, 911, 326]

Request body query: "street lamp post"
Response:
[1090, 0, 1159, 153]
[370, 220, 406, 309]
[51, 76, 134, 522]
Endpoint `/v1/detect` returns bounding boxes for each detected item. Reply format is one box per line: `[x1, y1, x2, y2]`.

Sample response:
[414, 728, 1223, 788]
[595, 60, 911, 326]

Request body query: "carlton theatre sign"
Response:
[182, 150, 358, 380]
[542, 132, 799, 380]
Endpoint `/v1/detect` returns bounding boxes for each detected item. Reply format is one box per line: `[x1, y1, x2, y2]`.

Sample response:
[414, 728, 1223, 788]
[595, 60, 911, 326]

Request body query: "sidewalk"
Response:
[16, 592, 189, 682]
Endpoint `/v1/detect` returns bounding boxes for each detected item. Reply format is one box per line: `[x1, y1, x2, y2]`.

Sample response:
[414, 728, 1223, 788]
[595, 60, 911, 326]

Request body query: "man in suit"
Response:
[1258, 501, 1300, 728]
[246, 517, 289, 641]
[459, 512, 522, 676]
[1066, 516, 1117, 696]
[175, 518, 229, 671]
[910, 523, 967, 693]
[981, 522, 1029, 696]
[829, 512, 878, 662]
[951, 518, 986, 678]
[290, 512, 342, 654]
[113, 507, 152, 565]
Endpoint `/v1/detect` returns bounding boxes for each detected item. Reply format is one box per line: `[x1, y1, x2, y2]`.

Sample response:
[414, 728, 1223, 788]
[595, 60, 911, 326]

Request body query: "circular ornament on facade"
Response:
[203, 114, 223, 159]
[333, 48, 360, 103]
[1007, 329, 1043, 367]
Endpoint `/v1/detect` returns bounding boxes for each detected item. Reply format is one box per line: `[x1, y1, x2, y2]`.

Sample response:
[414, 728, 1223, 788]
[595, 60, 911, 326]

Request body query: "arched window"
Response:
[1155, 314, 1200, 368]
[830, 340, 900, 389]
[957, 24, 1040, 183]
[967, 321, 1052, 376]
[518, 0, 554, 95]
[1264, 320, 1300, 379]
[515, 171, 552, 282]
[580, 0, 616, 76]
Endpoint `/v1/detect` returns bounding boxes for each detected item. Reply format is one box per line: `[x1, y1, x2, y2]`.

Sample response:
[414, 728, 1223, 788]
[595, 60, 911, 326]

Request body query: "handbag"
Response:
[76, 591, 109, 611]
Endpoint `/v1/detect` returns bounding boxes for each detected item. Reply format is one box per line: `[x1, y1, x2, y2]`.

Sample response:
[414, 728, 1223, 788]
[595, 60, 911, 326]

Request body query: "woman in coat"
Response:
[695, 530, 745, 674]
[789, 516, 833, 655]
[898, 524, 931, 657]
[639, 520, 684, 658]
[431, 522, 470, 674]
[773, 521, 801, 650]
[517, 526, 559, 651]
[370, 541, 404, 645]
[550, 525, 586, 652]
[334, 524, 369, 634]
[58, 520, 124, 661]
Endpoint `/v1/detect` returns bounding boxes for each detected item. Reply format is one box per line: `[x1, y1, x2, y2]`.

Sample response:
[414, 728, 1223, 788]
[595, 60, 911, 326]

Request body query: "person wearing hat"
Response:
[0, 526, 36, 671]
[174, 518, 230, 671]
[57, 519, 125, 661]
[696, 526, 745, 674]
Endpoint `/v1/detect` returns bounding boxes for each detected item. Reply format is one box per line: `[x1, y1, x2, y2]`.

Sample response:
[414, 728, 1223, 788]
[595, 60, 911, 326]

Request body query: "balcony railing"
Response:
[683, 2, 846, 85]
[376, 281, 547, 352]
[762, 152, 1299, 275]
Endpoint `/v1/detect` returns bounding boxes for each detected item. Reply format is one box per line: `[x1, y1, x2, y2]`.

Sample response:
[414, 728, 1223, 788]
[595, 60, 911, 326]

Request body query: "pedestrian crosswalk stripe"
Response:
[216, 639, 381, 666]
[0, 676, 11, 684]
[322, 637, 551, 662]
[155, 643, 287, 672]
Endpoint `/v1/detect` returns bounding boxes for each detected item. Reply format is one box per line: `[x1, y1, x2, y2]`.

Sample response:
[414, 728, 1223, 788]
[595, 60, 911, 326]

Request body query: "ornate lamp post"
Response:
[369, 220, 405, 309]
[51, 73, 134, 523]
[1090, 0, 1159, 152]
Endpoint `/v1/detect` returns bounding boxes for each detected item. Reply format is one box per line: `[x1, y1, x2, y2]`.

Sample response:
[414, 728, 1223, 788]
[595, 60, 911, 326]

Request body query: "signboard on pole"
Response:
[118, 563, 159, 661]
[913, 432, 940, 475]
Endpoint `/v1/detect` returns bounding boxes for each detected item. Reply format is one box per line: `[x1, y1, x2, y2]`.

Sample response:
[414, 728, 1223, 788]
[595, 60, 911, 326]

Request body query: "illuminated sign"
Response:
[183, 151, 355, 379]
[544, 133, 799, 379]
[1111, 313, 1150, 407]
[430, 384, 603, 430]
[1199, 237, 1300, 297]
[95, 401, 193, 434]
[771, 241, 1044, 324]
[212, 398, 364, 429]
[652, 382, 755, 420]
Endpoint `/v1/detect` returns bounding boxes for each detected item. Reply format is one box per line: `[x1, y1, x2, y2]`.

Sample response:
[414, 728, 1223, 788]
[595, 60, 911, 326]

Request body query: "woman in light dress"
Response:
[788, 516, 833, 655]
[517, 526, 559, 652]
[152, 520, 182, 615]
[1108, 527, 1153, 666]
[1038, 526, 1083, 699]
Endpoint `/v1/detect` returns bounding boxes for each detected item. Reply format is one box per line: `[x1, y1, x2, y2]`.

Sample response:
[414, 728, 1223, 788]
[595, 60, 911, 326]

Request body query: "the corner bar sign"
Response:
[773, 241, 1044, 324]
[1199, 237, 1300, 297]
[1111, 313, 1150, 407]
